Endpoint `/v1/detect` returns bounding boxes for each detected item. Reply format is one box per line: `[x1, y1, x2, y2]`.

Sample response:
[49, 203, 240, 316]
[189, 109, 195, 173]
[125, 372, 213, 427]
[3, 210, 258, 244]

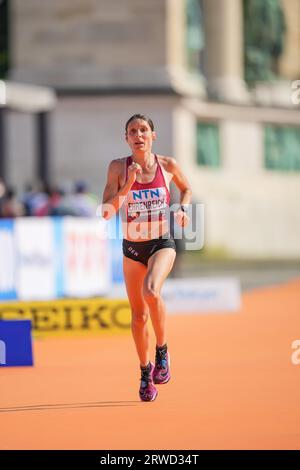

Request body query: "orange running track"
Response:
[1, 279, 300, 450]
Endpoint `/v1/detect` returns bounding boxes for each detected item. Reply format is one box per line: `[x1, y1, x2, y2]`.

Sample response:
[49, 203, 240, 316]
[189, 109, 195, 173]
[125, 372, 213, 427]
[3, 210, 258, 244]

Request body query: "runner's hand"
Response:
[128, 162, 142, 185]
[175, 208, 190, 227]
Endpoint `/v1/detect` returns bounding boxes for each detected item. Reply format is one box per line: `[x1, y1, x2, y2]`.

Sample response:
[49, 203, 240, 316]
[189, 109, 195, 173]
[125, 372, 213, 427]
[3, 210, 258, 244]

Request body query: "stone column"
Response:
[202, 0, 250, 103]
[166, 0, 205, 96]
[278, 0, 300, 79]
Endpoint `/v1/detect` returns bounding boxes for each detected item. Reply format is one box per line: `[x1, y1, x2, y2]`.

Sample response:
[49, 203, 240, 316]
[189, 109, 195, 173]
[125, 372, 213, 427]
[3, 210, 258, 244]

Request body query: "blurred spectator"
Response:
[49, 183, 78, 216]
[22, 183, 49, 216]
[63, 180, 98, 217]
[0, 179, 7, 217]
[46, 185, 64, 216]
[0, 179, 99, 218]
[0, 186, 25, 218]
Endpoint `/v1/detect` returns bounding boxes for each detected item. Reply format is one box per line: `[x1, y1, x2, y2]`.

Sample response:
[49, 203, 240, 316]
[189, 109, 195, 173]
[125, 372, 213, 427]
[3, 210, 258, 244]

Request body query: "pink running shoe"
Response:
[139, 362, 158, 402]
[153, 346, 170, 384]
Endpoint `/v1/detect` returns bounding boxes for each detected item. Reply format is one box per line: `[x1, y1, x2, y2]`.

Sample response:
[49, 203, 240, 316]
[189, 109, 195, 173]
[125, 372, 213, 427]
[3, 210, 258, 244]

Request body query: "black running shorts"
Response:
[122, 235, 176, 266]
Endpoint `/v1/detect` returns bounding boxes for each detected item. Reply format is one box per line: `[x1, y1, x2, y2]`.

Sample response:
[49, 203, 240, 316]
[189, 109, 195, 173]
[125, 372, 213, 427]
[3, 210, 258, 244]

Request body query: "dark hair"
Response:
[125, 114, 154, 133]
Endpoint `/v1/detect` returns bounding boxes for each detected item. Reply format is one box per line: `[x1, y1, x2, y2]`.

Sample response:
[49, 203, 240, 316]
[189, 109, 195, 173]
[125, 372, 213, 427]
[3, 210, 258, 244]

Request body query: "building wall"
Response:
[11, 0, 168, 88]
[7, 95, 177, 193]
[6, 111, 35, 188]
[52, 95, 176, 192]
[174, 101, 300, 258]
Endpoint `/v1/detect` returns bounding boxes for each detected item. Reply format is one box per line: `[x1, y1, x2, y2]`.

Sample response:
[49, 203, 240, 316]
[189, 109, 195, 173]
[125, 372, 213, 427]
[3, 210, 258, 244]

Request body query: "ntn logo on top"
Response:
[131, 187, 165, 201]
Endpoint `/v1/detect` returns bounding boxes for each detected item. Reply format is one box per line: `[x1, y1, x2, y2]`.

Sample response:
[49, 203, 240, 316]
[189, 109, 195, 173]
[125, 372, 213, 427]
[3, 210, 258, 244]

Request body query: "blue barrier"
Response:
[0, 217, 112, 300]
[0, 320, 33, 367]
[0, 219, 17, 300]
[108, 216, 124, 283]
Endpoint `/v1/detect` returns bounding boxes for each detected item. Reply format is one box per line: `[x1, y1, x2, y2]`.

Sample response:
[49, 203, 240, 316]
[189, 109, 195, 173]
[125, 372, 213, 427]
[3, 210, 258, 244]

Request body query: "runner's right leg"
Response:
[123, 256, 157, 401]
[123, 255, 149, 366]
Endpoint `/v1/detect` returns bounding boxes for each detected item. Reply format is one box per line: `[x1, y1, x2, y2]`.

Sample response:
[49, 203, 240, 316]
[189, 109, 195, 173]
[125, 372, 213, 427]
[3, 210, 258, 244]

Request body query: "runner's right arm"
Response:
[101, 160, 141, 219]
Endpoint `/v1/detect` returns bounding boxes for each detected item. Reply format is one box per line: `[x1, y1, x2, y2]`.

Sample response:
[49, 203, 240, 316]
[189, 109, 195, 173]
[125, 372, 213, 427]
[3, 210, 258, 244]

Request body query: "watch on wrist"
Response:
[180, 204, 188, 213]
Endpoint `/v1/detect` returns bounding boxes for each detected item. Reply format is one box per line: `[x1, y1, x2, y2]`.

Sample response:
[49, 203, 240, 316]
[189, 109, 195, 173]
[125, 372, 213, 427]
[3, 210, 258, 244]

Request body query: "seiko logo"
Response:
[0, 305, 131, 331]
[132, 189, 160, 200]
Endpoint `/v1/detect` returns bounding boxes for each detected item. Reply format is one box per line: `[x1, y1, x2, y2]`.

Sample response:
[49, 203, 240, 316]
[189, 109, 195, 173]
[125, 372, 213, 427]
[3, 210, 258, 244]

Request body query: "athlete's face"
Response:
[126, 119, 156, 154]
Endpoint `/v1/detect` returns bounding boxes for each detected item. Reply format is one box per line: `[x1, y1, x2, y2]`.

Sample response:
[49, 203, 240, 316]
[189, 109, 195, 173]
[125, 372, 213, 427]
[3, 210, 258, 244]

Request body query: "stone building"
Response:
[2, 0, 300, 257]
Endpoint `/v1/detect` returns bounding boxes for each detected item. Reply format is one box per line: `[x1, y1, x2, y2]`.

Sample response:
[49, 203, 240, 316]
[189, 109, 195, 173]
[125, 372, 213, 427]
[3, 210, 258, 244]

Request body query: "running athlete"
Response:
[102, 114, 192, 401]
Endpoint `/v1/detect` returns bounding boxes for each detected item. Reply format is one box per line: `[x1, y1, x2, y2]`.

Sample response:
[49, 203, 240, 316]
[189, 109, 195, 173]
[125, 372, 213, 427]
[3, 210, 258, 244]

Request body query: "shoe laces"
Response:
[141, 366, 151, 385]
[155, 348, 167, 370]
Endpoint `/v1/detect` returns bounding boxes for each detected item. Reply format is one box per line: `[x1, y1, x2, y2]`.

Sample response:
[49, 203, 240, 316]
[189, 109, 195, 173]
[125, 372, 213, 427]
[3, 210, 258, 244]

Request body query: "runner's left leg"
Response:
[143, 248, 176, 348]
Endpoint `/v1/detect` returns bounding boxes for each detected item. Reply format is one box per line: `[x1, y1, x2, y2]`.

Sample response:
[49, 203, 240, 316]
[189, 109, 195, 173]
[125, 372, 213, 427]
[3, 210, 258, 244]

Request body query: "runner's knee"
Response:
[131, 310, 149, 327]
[143, 281, 160, 304]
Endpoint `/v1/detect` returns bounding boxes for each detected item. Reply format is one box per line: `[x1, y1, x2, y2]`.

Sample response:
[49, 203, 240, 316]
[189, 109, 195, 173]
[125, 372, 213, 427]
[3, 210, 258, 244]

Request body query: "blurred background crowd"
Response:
[0, 178, 98, 218]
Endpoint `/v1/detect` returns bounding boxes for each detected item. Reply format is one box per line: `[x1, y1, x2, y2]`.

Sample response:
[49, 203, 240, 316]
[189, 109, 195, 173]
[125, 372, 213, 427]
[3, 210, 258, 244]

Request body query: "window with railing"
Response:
[196, 122, 220, 167]
[265, 125, 300, 171]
